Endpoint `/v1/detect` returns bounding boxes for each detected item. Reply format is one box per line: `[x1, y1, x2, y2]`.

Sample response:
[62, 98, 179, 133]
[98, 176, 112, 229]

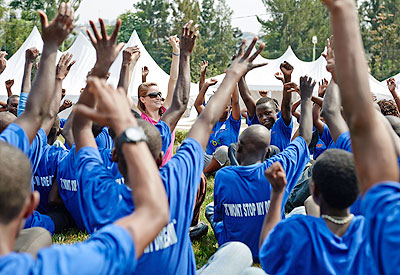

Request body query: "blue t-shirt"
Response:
[247, 112, 293, 152]
[23, 211, 55, 235]
[361, 182, 400, 274]
[259, 215, 375, 274]
[135, 138, 203, 275]
[95, 127, 113, 150]
[0, 224, 137, 275]
[0, 123, 29, 154]
[335, 131, 352, 152]
[59, 118, 67, 128]
[313, 137, 327, 159]
[319, 124, 335, 149]
[34, 145, 69, 213]
[156, 121, 172, 155]
[213, 136, 310, 259]
[206, 113, 241, 155]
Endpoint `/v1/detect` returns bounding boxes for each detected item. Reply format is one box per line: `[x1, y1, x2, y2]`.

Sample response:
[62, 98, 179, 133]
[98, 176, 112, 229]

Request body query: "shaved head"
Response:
[0, 112, 17, 133]
[236, 125, 271, 165]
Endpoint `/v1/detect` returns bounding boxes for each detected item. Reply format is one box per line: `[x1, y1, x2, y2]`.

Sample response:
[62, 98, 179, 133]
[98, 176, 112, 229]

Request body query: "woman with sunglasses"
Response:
[136, 36, 180, 166]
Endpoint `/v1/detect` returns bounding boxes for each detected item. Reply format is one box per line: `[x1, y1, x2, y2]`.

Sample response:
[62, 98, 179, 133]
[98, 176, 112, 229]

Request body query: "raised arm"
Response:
[298, 76, 315, 145]
[141, 66, 149, 83]
[238, 76, 257, 118]
[280, 61, 294, 126]
[188, 37, 267, 148]
[320, 81, 349, 141]
[387, 78, 400, 113]
[161, 21, 198, 132]
[59, 99, 73, 113]
[74, 77, 169, 259]
[41, 53, 75, 135]
[5, 79, 14, 97]
[193, 78, 218, 115]
[164, 35, 180, 109]
[199, 60, 208, 91]
[21, 48, 39, 94]
[15, 3, 74, 143]
[259, 162, 287, 247]
[322, 0, 398, 192]
[231, 84, 241, 120]
[118, 46, 140, 93]
[73, 18, 124, 152]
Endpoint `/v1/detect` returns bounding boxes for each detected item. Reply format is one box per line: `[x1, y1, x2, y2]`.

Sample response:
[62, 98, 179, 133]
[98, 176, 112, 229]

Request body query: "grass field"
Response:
[53, 176, 217, 269]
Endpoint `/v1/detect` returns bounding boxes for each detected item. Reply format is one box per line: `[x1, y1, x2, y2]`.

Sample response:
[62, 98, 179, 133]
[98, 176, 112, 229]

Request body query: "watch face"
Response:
[125, 127, 140, 140]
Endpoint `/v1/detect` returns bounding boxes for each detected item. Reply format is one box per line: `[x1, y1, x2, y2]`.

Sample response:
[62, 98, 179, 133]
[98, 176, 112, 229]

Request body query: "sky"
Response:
[76, 0, 266, 34]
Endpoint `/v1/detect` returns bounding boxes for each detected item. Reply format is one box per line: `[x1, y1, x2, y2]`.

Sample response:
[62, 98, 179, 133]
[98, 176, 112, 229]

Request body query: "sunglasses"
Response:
[145, 92, 162, 99]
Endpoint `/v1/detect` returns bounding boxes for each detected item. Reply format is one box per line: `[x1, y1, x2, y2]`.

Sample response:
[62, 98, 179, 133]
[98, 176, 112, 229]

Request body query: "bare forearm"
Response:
[162, 53, 190, 131]
[231, 85, 241, 120]
[259, 191, 283, 247]
[118, 63, 130, 93]
[21, 63, 33, 93]
[238, 77, 256, 117]
[311, 96, 323, 107]
[390, 91, 400, 113]
[42, 79, 63, 134]
[281, 87, 292, 125]
[194, 84, 209, 114]
[165, 55, 179, 108]
[6, 87, 12, 97]
[299, 98, 312, 144]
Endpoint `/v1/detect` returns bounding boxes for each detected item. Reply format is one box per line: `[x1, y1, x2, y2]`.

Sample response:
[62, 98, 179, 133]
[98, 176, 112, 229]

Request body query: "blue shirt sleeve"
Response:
[319, 124, 334, 149]
[59, 118, 67, 128]
[246, 112, 259, 126]
[75, 147, 133, 233]
[28, 129, 48, 175]
[95, 127, 114, 150]
[35, 224, 137, 274]
[361, 182, 400, 274]
[0, 123, 29, 154]
[335, 131, 352, 152]
[24, 211, 55, 235]
[17, 92, 29, 117]
[270, 116, 294, 152]
[155, 121, 172, 154]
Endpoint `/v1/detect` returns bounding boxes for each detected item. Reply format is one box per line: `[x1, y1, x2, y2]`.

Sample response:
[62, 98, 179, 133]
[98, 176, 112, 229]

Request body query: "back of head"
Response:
[0, 142, 32, 223]
[237, 125, 271, 163]
[377, 99, 399, 117]
[0, 112, 17, 133]
[312, 149, 359, 210]
[386, 115, 400, 137]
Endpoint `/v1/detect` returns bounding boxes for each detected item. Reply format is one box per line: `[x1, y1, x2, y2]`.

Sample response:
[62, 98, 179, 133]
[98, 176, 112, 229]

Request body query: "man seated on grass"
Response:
[259, 152, 373, 274]
[321, 0, 400, 273]
[206, 75, 314, 260]
[238, 61, 294, 152]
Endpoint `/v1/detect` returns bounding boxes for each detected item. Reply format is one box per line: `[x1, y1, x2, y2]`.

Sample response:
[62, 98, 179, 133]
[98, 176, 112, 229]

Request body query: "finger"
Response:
[244, 37, 258, 59]
[59, 2, 66, 17]
[66, 3, 73, 18]
[89, 20, 101, 41]
[67, 60, 76, 70]
[237, 39, 246, 57]
[38, 10, 49, 29]
[58, 54, 65, 66]
[193, 30, 200, 39]
[186, 20, 193, 36]
[99, 18, 108, 40]
[182, 22, 189, 36]
[249, 42, 265, 62]
[86, 30, 97, 45]
[110, 19, 122, 43]
[251, 62, 268, 70]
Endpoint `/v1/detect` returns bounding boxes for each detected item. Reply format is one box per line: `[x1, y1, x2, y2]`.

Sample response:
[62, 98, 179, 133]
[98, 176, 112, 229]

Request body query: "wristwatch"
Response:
[115, 126, 148, 154]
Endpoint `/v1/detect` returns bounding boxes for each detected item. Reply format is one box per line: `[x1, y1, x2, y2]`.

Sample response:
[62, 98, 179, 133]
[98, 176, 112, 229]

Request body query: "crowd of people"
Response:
[0, 1, 399, 274]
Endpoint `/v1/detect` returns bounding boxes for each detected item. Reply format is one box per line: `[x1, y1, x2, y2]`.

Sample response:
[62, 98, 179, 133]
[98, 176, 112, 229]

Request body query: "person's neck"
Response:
[145, 108, 161, 121]
[320, 204, 352, 237]
[239, 155, 263, 166]
[0, 220, 21, 255]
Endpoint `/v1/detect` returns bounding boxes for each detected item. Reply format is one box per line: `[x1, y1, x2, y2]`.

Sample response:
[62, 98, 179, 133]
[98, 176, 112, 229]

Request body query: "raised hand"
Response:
[61, 99, 73, 109]
[87, 18, 124, 77]
[322, 36, 336, 82]
[74, 77, 135, 136]
[387, 78, 397, 93]
[39, 2, 74, 46]
[259, 90, 268, 98]
[280, 61, 294, 82]
[226, 37, 268, 78]
[5, 79, 14, 89]
[0, 51, 7, 74]
[318, 78, 329, 97]
[56, 53, 76, 80]
[169, 35, 180, 55]
[199, 60, 208, 73]
[274, 72, 284, 83]
[300, 76, 316, 100]
[180, 21, 199, 55]
[142, 66, 149, 83]
[25, 47, 40, 64]
[265, 162, 287, 193]
[206, 78, 218, 87]
[123, 46, 141, 65]
[284, 82, 299, 94]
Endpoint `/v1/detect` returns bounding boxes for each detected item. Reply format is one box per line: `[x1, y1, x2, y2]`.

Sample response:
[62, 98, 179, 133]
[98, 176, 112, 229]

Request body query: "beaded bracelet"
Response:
[172, 52, 180, 56]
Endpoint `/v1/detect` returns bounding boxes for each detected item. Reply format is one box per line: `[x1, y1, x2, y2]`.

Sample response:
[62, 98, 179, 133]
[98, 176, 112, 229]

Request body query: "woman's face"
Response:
[140, 85, 162, 112]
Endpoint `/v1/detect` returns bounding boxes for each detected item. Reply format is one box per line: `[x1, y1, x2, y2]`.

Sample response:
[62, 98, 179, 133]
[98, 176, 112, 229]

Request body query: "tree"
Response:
[360, 0, 400, 80]
[258, 0, 330, 61]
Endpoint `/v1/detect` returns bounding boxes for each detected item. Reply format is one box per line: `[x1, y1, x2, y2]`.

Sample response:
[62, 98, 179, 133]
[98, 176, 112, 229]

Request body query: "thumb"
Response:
[38, 10, 48, 29]
[73, 104, 107, 126]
